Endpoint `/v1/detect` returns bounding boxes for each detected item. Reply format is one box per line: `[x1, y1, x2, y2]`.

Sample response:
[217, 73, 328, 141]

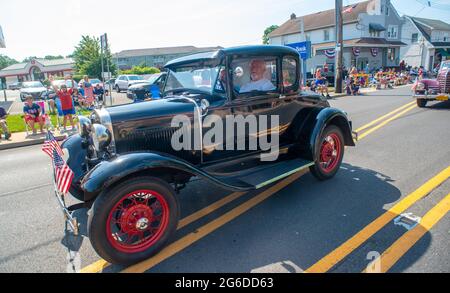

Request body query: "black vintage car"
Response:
[59, 45, 355, 265]
[126, 72, 167, 100]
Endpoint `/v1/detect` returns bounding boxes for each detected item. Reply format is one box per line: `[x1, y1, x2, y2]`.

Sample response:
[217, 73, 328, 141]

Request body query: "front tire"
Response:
[310, 125, 344, 181]
[115, 85, 121, 93]
[88, 176, 179, 265]
[416, 98, 427, 108]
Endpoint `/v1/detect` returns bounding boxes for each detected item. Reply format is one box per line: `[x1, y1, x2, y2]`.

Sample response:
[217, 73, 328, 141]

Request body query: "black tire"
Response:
[416, 99, 427, 108]
[88, 176, 179, 265]
[115, 85, 121, 93]
[310, 125, 345, 181]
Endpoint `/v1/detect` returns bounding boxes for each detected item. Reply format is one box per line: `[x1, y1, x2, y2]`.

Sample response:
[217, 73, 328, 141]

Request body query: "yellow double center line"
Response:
[80, 100, 420, 273]
[356, 101, 417, 140]
[306, 165, 450, 273]
[363, 192, 450, 273]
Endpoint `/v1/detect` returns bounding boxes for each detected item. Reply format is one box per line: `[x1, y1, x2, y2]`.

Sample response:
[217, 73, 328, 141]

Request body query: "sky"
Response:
[1, 0, 450, 62]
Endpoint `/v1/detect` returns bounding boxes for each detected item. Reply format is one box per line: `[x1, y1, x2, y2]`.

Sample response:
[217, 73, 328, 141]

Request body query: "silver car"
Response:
[19, 81, 48, 101]
[114, 75, 146, 92]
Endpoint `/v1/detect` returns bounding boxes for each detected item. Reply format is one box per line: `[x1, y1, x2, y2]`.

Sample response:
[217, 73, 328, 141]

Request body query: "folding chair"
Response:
[24, 100, 53, 135]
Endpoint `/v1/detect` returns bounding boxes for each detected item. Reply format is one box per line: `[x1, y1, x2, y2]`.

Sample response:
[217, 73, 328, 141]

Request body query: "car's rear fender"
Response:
[293, 107, 354, 160]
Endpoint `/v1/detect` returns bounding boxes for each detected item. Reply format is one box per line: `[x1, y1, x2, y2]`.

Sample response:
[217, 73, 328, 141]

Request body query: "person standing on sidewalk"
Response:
[0, 106, 11, 140]
[50, 75, 76, 132]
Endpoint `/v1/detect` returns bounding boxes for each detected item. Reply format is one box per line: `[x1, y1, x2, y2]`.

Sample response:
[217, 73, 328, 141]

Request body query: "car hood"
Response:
[106, 95, 198, 124]
[20, 87, 47, 93]
[128, 80, 148, 85]
[128, 82, 151, 90]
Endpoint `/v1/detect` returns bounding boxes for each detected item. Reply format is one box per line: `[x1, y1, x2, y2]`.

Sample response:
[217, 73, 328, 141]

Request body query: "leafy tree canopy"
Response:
[73, 35, 117, 79]
[0, 54, 18, 70]
[262, 25, 279, 45]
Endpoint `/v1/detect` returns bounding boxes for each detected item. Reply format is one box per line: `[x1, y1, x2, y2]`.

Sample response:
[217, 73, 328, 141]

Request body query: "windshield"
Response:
[440, 61, 450, 71]
[147, 74, 162, 84]
[128, 75, 144, 81]
[22, 81, 43, 88]
[164, 65, 221, 94]
[90, 79, 101, 83]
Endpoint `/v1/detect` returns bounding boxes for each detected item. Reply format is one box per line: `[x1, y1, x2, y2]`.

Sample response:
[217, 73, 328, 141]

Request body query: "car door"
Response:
[210, 55, 284, 161]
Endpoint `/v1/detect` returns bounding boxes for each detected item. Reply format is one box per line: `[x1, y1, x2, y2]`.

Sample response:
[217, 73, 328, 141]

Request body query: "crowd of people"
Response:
[309, 60, 420, 97]
[22, 75, 108, 135]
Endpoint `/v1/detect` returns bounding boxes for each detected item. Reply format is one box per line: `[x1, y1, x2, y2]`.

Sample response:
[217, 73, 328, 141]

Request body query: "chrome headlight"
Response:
[91, 124, 111, 151]
[78, 116, 92, 138]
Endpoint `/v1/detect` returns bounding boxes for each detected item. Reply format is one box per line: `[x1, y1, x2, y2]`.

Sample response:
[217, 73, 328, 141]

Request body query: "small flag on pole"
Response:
[53, 149, 74, 194]
[42, 131, 63, 158]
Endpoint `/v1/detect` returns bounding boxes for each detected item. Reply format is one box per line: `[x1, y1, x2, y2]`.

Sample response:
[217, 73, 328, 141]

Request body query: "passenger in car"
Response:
[240, 59, 275, 93]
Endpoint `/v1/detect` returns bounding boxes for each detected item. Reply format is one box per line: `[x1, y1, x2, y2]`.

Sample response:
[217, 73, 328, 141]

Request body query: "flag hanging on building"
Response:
[53, 149, 74, 194]
[353, 47, 361, 57]
[42, 131, 64, 158]
[371, 48, 379, 57]
[324, 49, 336, 59]
[343, 4, 357, 14]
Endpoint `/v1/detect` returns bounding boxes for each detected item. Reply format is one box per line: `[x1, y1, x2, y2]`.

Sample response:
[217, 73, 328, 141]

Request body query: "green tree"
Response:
[120, 65, 160, 75]
[44, 55, 64, 60]
[0, 54, 18, 70]
[262, 25, 279, 45]
[73, 35, 117, 79]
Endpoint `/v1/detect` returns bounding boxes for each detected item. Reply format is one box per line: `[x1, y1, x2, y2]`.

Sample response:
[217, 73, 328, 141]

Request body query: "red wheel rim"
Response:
[106, 189, 169, 253]
[319, 133, 342, 173]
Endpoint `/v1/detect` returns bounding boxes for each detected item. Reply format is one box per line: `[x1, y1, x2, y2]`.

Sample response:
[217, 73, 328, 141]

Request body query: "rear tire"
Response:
[88, 176, 179, 265]
[416, 99, 427, 108]
[310, 125, 344, 181]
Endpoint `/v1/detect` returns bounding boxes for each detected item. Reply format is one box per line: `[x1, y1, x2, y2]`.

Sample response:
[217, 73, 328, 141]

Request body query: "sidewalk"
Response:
[0, 130, 68, 150]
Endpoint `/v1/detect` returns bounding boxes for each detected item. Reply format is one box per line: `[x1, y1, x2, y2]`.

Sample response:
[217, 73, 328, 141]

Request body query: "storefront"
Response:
[0, 58, 74, 88]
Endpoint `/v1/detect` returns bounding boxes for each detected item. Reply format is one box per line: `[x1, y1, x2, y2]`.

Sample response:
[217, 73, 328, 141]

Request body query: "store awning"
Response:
[437, 48, 450, 57]
[369, 23, 386, 31]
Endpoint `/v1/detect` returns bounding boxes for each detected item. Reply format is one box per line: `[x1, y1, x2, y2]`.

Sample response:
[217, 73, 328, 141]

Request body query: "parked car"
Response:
[19, 81, 48, 101]
[90, 78, 103, 88]
[114, 75, 146, 92]
[126, 72, 167, 100]
[59, 45, 355, 265]
[8, 82, 22, 90]
[104, 78, 116, 90]
[413, 60, 450, 107]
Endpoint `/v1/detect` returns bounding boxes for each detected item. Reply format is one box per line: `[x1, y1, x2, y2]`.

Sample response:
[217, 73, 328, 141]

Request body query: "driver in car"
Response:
[240, 59, 275, 93]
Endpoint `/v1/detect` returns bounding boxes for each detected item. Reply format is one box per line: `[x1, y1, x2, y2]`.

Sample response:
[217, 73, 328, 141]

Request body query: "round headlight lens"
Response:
[78, 116, 92, 138]
[91, 124, 111, 151]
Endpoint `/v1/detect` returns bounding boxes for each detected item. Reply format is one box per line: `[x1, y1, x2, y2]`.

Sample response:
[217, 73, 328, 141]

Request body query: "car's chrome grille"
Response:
[438, 71, 450, 94]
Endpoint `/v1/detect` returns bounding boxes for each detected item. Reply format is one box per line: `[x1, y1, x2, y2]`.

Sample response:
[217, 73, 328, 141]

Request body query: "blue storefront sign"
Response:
[286, 41, 311, 60]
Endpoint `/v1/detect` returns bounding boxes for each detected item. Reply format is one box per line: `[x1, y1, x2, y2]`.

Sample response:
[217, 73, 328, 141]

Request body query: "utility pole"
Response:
[299, 17, 307, 87]
[335, 0, 344, 93]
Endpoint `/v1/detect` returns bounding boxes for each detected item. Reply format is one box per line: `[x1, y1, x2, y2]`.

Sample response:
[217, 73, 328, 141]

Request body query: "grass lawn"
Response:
[5, 109, 91, 133]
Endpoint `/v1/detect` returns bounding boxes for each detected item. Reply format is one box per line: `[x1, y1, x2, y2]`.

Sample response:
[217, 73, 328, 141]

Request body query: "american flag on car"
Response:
[42, 131, 64, 158]
[52, 149, 74, 194]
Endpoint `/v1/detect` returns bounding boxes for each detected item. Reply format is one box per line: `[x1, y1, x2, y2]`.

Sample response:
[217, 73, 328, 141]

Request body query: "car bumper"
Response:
[413, 93, 449, 101]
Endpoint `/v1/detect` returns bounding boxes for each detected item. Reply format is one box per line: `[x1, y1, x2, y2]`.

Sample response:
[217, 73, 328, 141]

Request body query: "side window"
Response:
[231, 56, 278, 97]
[282, 56, 298, 91]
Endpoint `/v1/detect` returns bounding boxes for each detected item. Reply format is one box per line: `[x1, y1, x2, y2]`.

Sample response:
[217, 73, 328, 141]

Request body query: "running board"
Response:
[203, 158, 314, 191]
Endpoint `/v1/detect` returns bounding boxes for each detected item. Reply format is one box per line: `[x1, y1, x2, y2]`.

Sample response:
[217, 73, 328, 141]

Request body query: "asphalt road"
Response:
[0, 85, 449, 273]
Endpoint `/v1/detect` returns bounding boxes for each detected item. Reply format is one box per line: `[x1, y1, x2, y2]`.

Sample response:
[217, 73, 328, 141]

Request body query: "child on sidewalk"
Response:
[23, 96, 45, 135]
[50, 75, 76, 132]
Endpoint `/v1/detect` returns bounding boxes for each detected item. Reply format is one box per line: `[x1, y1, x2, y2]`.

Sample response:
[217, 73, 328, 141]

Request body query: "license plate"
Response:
[436, 95, 448, 101]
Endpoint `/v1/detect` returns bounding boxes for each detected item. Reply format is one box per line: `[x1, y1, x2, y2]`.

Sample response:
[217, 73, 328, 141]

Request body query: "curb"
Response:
[0, 134, 67, 151]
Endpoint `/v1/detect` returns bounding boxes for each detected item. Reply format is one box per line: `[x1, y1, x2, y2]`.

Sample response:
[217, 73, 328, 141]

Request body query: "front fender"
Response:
[61, 134, 88, 199]
[297, 107, 354, 160]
